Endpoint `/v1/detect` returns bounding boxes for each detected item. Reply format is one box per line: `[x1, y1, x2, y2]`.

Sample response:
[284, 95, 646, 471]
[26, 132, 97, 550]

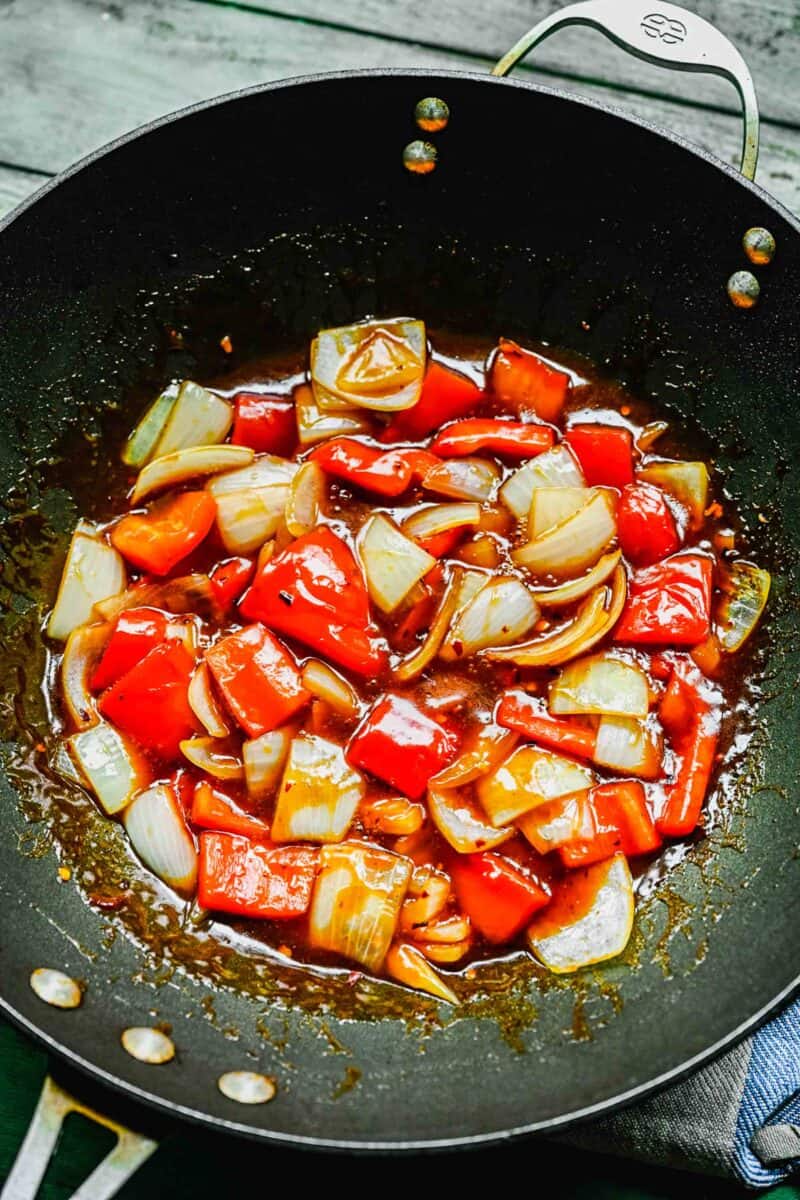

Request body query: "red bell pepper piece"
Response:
[98, 640, 198, 760]
[614, 552, 713, 646]
[495, 690, 596, 760]
[110, 491, 216, 576]
[191, 780, 271, 841]
[230, 392, 296, 456]
[430, 418, 554, 460]
[198, 832, 318, 919]
[415, 526, 468, 559]
[489, 339, 570, 424]
[347, 693, 459, 800]
[560, 781, 661, 867]
[656, 665, 720, 838]
[451, 852, 549, 943]
[310, 438, 436, 497]
[564, 424, 634, 489]
[205, 624, 309, 737]
[209, 556, 255, 611]
[380, 362, 481, 441]
[617, 482, 681, 566]
[239, 527, 387, 676]
[169, 766, 196, 814]
[90, 607, 170, 692]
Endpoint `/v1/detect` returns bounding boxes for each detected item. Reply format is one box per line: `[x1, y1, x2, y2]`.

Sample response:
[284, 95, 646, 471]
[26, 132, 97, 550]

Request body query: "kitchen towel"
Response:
[565, 995, 800, 1188]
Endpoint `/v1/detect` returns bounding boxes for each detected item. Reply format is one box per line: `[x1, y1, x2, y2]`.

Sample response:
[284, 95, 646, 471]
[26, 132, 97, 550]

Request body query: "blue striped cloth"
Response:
[564, 997, 800, 1187]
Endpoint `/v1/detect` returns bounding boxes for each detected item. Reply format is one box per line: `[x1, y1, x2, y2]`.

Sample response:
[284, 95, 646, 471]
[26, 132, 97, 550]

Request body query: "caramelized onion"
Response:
[484, 567, 627, 668]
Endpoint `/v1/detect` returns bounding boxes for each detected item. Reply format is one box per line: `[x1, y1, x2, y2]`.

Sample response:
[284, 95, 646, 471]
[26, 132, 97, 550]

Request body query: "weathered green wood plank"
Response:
[0, 0, 798, 219]
[216, 0, 800, 126]
[0, 166, 50, 219]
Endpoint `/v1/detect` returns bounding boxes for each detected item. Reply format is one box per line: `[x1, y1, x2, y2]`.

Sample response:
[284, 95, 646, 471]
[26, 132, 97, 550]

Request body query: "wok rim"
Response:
[3, 976, 799, 1149]
[2, 66, 799, 1149]
[2, 66, 799, 239]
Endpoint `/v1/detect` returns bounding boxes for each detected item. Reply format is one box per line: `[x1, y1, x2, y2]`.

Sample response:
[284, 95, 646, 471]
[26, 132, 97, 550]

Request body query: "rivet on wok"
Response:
[727, 270, 760, 309]
[218, 1070, 276, 1105]
[403, 140, 437, 175]
[30, 968, 82, 1009]
[742, 226, 776, 265]
[121, 1027, 175, 1064]
[415, 97, 449, 133]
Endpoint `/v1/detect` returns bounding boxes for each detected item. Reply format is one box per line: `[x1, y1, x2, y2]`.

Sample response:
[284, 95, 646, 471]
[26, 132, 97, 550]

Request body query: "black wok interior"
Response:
[1, 71, 799, 1147]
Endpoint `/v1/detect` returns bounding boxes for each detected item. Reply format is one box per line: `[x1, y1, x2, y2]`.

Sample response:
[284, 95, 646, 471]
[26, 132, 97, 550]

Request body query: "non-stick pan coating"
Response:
[1, 71, 799, 1148]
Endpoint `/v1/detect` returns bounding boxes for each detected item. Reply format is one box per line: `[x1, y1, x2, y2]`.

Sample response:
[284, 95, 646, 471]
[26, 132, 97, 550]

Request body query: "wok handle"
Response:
[0, 1076, 157, 1200]
[492, 0, 759, 180]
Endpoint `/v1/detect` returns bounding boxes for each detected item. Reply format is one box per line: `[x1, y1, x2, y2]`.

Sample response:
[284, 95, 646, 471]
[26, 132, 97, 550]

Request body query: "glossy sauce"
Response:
[48, 331, 758, 984]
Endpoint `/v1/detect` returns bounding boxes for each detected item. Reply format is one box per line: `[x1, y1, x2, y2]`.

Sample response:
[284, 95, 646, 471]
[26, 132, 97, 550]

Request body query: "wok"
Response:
[1, 0, 799, 1169]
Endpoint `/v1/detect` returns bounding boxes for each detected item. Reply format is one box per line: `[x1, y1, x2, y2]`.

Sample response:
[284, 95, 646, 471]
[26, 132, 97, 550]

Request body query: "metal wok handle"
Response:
[492, 0, 759, 181]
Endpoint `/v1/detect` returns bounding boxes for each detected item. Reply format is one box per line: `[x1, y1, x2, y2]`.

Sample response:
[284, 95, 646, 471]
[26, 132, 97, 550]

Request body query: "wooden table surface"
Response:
[1, 1, 800, 1196]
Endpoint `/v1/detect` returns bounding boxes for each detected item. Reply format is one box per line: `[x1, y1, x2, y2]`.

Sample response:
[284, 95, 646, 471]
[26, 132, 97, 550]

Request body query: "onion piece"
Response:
[410, 914, 470, 945]
[301, 660, 360, 718]
[402, 502, 482, 542]
[61, 622, 110, 730]
[213, 486, 287, 554]
[311, 318, 426, 412]
[123, 783, 198, 896]
[517, 792, 594, 854]
[513, 490, 617, 579]
[635, 421, 669, 453]
[476, 744, 595, 826]
[153, 381, 233, 458]
[527, 854, 634, 973]
[716, 560, 771, 652]
[428, 784, 514, 853]
[122, 383, 178, 468]
[359, 514, 436, 614]
[530, 550, 621, 608]
[360, 795, 426, 836]
[529, 486, 592, 539]
[593, 715, 663, 779]
[422, 458, 501, 503]
[394, 566, 466, 683]
[48, 525, 126, 641]
[385, 942, 458, 1003]
[295, 383, 372, 446]
[67, 723, 150, 815]
[432, 722, 518, 788]
[132, 444, 253, 502]
[207, 454, 298, 495]
[485, 567, 627, 668]
[271, 733, 364, 843]
[440, 577, 539, 660]
[416, 939, 471, 965]
[188, 662, 229, 737]
[399, 867, 451, 930]
[180, 736, 244, 781]
[309, 841, 412, 970]
[285, 460, 325, 537]
[499, 444, 585, 518]
[243, 726, 294, 800]
[94, 573, 220, 623]
[637, 460, 709, 529]
[549, 652, 650, 718]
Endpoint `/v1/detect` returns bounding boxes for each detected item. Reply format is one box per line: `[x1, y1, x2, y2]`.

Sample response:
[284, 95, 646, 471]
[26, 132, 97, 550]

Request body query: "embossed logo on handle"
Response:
[641, 12, 688, 45]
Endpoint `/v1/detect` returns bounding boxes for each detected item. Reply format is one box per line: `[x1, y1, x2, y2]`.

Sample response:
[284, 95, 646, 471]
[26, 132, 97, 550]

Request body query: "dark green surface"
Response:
[0, 1016, 797, 1198]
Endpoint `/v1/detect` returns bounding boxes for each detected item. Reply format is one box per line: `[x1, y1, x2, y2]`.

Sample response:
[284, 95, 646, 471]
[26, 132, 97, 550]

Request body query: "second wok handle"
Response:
[0, 1076, 157, 1200]
[492, 0, 759, 181]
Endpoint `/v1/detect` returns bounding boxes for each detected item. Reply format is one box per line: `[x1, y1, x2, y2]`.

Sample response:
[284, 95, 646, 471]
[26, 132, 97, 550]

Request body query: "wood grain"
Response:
[0, 0, 798, 221]
[212, 0, 800, 125]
